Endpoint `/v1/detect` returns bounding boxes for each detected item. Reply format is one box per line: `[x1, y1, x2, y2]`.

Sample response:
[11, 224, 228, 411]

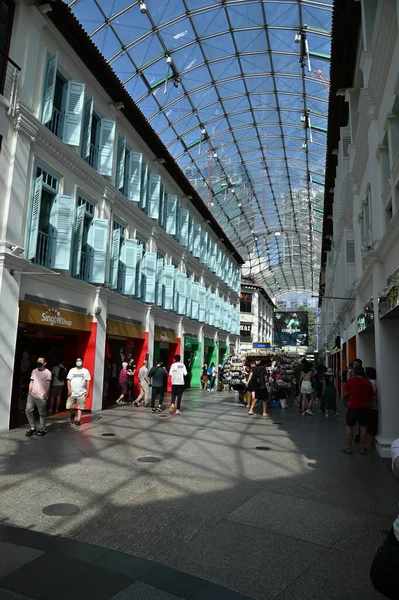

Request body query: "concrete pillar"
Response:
[145, 306, 155, 368]
[0, 257, 21, 430]
[91, 290, 107, 413]
[356, 332, 376, 367]
[386, 114, 399, 169]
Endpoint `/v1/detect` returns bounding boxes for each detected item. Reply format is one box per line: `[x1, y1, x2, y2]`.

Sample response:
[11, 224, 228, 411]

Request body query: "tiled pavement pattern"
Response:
[0, 389, 396, 599]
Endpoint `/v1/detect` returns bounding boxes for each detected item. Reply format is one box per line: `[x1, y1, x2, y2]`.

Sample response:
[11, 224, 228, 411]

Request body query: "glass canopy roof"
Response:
[68, 0, 332, 297]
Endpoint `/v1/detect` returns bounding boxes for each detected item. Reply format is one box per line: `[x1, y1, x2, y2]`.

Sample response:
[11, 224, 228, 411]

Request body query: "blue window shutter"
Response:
[98, 119, 116, 176]
[147, 174, 161, 219]
[199, 287, 206, 322]
[72, 204, 85, 277]
[140, 161, 148, 209]
[62, 81, 85, 146]
[193, 224, 201, 258]
[191, 282, 199, 320]
[28, 176, 43, 261]
[119, 238, 138, 295]
[209, 293, 216, 326]
[176, 273, 187, 315]
[81, 97, 94, 159]
[186, 278, 192, 317]
[88, 218, 108, 284]
[143, 251, 157, 303]
[156, 257, 164, 306]
[188, 216, 194, 253]
[211, 243, 217, 273]
[135, 244, 144, 299]
[163, 265, 175, 311]
[42, 53, 58, 125]
[216, 248, 222, 277]
[49, 194, 73, 270]
[205, 290, 211, 324]
[215, 297, 221, 328]
[116, 137, 126, 190]
[127, 151, 142, 202]
[109, 229, 121, 290]
[165, 194, 177, 235]
[200, 232, 208, 264]
[178, 208, 189, 247]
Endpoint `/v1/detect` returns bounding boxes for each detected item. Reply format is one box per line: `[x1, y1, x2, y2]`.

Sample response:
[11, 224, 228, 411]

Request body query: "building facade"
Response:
[240, 280, 274, 353]
[0, 0, 242, 430]
[319, 0, 399, 457]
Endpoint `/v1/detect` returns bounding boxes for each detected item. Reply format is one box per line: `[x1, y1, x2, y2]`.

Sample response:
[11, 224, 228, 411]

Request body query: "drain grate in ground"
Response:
[137, 456, 161, 463]
[196, 428, 206, 431]
[255, 446, 271, 451]
[159, 415, 168, 418]
[42, 503, 80, 516]
[102, 433, 115, 437]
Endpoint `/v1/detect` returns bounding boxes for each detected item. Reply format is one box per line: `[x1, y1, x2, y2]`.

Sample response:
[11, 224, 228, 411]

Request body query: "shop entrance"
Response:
[183, 337, 201, 388]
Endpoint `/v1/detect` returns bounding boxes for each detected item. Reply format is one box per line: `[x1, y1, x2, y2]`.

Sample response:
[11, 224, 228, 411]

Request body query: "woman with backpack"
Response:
[248, 360, 269, 416]
[49, 360, 67, 413]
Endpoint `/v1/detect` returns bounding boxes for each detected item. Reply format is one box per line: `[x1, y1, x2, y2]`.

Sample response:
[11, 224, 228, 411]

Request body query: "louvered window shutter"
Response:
[88, 218, 108, 284]
[193, 224, 201, 258]
[191, 282, 199, 320]
[143, 252, 157, 303]
[200, 232, 208, 264]
[72, 204, 85, 277]
[156, 257, 164, 306]
[135, 244, 144, 299]
[188, 217, 194, 253]
[49, 194, 73, 270]
[165, 194, 177, 235]
[199, 287, 206, 322]
[147, 174, 161, 219]
[116, 137, 126, 190]
[176, 273, 187, 315]
[139, 161, 148, 210]
[98, 119, 116, 176]
[81, 97, 94, 159]
[186, 279, 192, 317]
[179, 208, 189, 246]
[163, 265, 175, 310]
[62, 82, 85, 146]
[205, 290, 211, 324]
[28, 176, 43, 260]
[159, 182, 165, 228]
[127, 151, 142, 202]
[345, 231, 355, 290]
[109, 229, 121, 290]
[209, 293, 215, 326]
[42, 53, 58, 125]
[215, 298, 221, 328]
[119, 238, 137, 295]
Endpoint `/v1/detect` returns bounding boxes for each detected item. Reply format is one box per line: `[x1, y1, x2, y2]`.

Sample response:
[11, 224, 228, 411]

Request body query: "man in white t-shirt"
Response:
[134, 360, 150, 407]
[370, 437, 399, 597]
[66, 356, 91, 427]
[26, 357, 52, 437]
[169, 354, 187, 415]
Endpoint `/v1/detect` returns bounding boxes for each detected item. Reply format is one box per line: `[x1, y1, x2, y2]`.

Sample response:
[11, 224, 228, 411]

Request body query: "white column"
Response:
[146, 306, 155, 368]
[199, 324, 205, 367]
[148, 228, 158, 253]
[0, 258, 21, 430]
[178, 318, 185, 359]
[91, 290, 107, 412]
[356, 332, 376, 367]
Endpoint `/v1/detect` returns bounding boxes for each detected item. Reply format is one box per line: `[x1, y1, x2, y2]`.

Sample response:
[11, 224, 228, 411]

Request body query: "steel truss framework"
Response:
[69, 0, 332, 296]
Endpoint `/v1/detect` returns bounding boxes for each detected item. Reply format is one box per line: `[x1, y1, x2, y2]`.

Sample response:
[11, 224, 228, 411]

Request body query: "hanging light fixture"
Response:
[139, 1, 147, 13]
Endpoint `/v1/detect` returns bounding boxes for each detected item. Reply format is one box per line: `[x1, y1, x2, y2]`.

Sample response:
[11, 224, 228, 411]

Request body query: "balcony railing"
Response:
[0, 51, 21, 116]
[32, 230, 50, 267]
[46, 106, 63, 139]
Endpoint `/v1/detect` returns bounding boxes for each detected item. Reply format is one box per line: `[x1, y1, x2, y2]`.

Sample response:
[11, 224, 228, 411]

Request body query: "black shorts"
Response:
[346, 407, 371, 428]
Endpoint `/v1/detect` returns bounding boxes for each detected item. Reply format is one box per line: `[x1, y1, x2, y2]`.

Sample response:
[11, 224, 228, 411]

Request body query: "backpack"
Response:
[57, 366, 66, 382]
[258, 368, 267, 390]
[207, 366, 213, 377]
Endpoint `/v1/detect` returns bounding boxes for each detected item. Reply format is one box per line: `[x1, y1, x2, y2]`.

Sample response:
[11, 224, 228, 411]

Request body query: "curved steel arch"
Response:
[69, 0, 332, 296]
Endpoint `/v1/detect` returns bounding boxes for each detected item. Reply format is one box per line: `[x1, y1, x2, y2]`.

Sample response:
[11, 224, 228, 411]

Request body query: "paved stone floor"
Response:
[0, 389, 396, 600]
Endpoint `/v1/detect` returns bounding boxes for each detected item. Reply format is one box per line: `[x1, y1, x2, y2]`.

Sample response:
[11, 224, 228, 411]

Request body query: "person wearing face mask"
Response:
[66, 357, 91, 427]
[25, 357, 52, 436]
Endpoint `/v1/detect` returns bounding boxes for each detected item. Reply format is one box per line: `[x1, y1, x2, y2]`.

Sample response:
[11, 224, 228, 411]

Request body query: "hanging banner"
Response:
[274, 312, 308, 347]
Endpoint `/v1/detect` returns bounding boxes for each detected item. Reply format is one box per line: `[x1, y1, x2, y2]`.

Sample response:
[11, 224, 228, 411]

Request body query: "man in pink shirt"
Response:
[26, 357, 52, 436]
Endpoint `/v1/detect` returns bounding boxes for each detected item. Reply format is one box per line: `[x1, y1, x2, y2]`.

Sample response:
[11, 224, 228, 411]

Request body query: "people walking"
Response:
[116, 362, 130, 405]
[127, 359, 136, 403]
[25, 357, 52, 436]
[208, 362, 217, 391]
[246, 360, 260, 410]
[49, 359, 66, 414]
[201, 363, 208, 390]
[169, 354, 187, 414]
[300, 362, 314, 416]
[322, 368, 338, 417]
[365, 367, 378, 450]
[66, 357, 91, 427]
[148, 359, 168, 413]
[248, 359, 269, 417]
[134, 360, 150, 406]
[341, 365, 374, 454]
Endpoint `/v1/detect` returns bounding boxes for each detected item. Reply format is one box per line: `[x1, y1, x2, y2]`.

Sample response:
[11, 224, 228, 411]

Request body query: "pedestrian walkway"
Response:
[0, 389, 396, 599]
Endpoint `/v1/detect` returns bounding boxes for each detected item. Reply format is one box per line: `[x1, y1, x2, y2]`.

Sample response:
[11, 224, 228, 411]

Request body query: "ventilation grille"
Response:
[343, 136, 351, 157]
[346, 239, 355, 263]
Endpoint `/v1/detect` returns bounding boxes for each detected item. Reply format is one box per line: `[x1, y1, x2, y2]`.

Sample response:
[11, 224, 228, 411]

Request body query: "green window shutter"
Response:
[143, 251, 157, 303]
[116, 136, 126, 190]
[193, 224, 201, 258]
[62, 81, 85, 146]
[49, 194, 74, 270]
[176, 273, 187, 315]
[119, 238, 137, 296]
[139, 161, 148, 210]
[135, 244, 144, 299]
[127, 151, 142, 202]
[200, 232, 208, 264]
[88, 218, 108, 284]
[42, 53, 58, 125]
[147, 174, 161, 219]
[165, 194, 177, 235]
[163, 265, 175, 311]
[178, 208, 189, 247]
[156, 257, 164, 306]
[186, 278, 192, 317]
[191, 282, 199, 320]
[188, 216, 194, 253]
[81, 97, 94, 159]
[28, 175, 43, 260]
[72, 204, 85, 277]
[109, 229, 121, 290]
[199, 287, 206, 322]
[98, 119, 116, 176]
